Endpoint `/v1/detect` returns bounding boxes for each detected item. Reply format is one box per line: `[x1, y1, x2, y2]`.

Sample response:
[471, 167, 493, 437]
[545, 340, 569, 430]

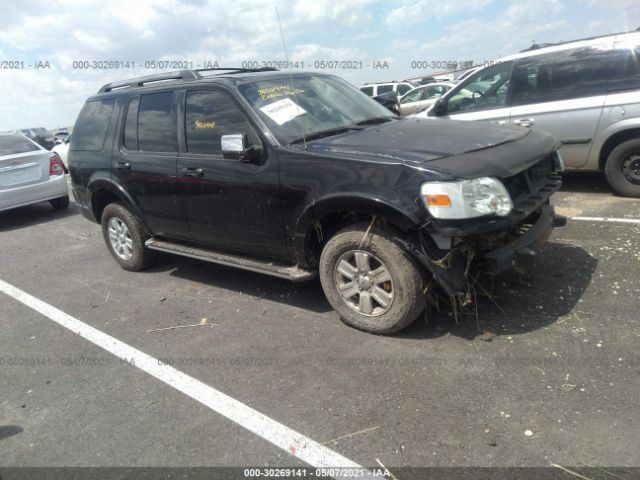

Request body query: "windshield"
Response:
[238, 75, 395, 145]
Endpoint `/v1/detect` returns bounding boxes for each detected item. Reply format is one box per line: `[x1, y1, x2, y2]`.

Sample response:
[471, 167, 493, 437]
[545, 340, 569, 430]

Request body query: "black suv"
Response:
[69, 68, 566, 334]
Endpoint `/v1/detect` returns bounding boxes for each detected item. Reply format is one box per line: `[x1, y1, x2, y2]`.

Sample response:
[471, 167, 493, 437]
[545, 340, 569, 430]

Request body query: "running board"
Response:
[145, 239, 317, 282]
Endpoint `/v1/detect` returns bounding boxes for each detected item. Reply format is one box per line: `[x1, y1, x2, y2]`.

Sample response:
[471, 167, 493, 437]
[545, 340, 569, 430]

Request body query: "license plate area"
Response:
[0, 162, 41, 187]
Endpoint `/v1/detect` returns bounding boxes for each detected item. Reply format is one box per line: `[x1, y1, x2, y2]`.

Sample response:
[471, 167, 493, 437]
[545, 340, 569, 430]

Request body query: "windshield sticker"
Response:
[258, 85, 305, 101]
[195, 120, 215, 129]
[259, 97, 307, 126]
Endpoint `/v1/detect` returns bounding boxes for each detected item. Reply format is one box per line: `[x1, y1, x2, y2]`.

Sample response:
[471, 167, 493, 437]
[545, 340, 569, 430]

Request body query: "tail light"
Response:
[49, 153, 64, 176]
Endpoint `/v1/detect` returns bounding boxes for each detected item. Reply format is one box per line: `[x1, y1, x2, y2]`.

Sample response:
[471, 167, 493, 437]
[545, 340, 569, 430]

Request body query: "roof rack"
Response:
[519, 27, 640, 52]
[98, 67, 279, 93]
[194, 67, 278, 75]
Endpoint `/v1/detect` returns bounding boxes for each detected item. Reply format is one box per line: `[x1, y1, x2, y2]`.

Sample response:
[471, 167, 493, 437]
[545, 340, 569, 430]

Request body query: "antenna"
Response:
[275, 6, 307, 150]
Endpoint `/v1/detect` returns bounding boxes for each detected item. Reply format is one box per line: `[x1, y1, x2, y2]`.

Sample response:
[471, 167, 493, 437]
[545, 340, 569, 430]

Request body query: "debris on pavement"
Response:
[146, 318, 215, 333]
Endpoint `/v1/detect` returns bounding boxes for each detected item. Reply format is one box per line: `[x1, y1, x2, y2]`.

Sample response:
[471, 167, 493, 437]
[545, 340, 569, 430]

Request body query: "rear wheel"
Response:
[101, 202, 153, 271]
[319, 222, 428, 334]
[50, 195, 69, 210]
[604, 139, 640, 197]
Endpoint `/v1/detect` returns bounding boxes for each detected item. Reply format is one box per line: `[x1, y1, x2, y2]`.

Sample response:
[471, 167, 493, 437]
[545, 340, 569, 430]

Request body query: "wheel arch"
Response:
[88, 176, 144, 224]
[598, 127, 640, 170]
[293, 194, 423, 268]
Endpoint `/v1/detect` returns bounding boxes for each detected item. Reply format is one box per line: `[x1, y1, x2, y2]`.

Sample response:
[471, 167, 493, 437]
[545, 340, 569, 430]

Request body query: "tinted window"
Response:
[512, 47, 631, 106]
[377, 84, 393, 94]
[70, 99, 115, 151]
[185, 90, 257, 155]
[0, 135, 40, 156]
[444, 62, 513, 114]
[123, 97, 139, 150]
[138, 92, 177, 152]
[609, 44, 640, 92]
[360, 86, 374, 96]
[397, 84, 413, 96]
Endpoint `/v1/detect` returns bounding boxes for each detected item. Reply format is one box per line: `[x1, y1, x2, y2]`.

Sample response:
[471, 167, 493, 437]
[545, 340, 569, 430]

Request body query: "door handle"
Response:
[181, 167, 204, 177]
[513, 118, 535, 127]
[114, 161, 131, 171]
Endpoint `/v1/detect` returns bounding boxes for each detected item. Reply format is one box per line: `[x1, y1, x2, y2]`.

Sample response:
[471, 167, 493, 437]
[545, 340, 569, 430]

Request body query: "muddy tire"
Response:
[319, 222, 428, 334]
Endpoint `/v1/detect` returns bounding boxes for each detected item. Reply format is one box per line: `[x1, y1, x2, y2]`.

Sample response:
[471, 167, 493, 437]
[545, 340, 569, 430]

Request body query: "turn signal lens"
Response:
[425, 194, 452, 207]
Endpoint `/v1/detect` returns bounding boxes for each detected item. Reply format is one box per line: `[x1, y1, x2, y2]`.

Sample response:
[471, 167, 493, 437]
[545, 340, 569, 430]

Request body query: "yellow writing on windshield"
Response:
[258, 85, 305, 101]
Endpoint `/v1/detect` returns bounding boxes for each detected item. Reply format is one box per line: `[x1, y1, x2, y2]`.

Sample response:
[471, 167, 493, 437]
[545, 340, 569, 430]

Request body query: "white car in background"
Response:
[398, 82, 454, 116]
[359, 82, 416, 98]
[0, 134, 69, 212]
[52, 135, 71, 171]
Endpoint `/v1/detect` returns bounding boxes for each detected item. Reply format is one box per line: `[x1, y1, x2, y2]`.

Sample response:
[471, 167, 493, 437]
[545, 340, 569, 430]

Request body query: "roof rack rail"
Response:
[98, 70, 198, 93]
[97, 67, 280, 93]
[519, 27, 640, 52]
[195, 67, 279, 74]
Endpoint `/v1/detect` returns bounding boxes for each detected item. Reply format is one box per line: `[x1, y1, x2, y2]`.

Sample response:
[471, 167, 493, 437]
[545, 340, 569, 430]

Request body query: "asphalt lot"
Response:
[0, 172, 639, 476]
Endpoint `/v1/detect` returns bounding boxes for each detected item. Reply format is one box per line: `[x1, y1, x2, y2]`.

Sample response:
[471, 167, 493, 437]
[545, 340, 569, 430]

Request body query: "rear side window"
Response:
[608, 44, 640, 93]
[138, 92, 177, 152]
[376, 84, 393, 95]
[512, 46, 630, 106]
[0, 135, 40, 156]
[185, 90, 258, 155]
[360, 86, 374, 96]
[71, 99, 115, 151]
[123, 97, 139, 150]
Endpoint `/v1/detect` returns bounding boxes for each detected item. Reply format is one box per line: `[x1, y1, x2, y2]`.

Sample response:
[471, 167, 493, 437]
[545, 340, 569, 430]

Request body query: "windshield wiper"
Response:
[354, 116, 395, 126]
[290, 127, 356, 144]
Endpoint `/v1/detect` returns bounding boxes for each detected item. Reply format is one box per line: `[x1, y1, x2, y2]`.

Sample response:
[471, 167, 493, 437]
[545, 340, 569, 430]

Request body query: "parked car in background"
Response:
[0, 134, 69, 212]
[398, 82, 454, 116]
[372, 91, 401, 115]
[54, 130, 70, 144]
[360, 82, 416, 98]
[52, 135, 71, 171]
[420, 30, 640, 197]
[70, 69, 565, 334]
[30, 127, 55, 149]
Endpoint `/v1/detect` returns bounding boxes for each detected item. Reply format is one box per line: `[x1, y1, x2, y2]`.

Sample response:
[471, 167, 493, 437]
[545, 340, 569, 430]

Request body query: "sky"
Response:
[0, 0, 638, 131]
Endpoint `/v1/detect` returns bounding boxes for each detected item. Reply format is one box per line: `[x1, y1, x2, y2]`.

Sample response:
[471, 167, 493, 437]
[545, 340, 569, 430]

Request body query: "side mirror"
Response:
[221, 133, 260, 161]
[428, 98, 447, 117]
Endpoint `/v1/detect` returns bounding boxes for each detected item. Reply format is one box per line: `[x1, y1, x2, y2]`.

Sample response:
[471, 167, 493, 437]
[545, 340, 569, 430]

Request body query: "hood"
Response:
[304, 117, 529, 164]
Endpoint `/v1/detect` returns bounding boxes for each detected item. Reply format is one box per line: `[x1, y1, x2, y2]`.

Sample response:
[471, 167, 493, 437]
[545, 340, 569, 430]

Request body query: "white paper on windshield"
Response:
[260, 97, 307, 126]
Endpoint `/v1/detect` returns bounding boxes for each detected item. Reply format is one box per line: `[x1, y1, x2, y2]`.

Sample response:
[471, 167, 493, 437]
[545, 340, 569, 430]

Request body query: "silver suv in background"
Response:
[419, 30, 640, 197]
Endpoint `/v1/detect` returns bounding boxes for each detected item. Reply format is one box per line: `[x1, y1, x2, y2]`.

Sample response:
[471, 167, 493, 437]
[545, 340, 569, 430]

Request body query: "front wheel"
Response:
[605, 139, 640, 197]
[319, 223, 428, 334]
[101, 202, 153, 271]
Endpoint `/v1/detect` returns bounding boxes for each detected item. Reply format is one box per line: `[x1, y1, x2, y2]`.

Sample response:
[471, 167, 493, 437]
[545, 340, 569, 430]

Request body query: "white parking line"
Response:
[571, 216, 640, 224]
[0, 278, 369, 473]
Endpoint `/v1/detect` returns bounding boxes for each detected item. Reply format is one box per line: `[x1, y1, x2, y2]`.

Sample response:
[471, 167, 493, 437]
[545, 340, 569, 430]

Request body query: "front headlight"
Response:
[421, 177, 513, 219]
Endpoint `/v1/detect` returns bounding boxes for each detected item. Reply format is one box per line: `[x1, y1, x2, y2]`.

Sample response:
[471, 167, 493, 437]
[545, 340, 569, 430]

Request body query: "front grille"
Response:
[502, 154, 559, 215]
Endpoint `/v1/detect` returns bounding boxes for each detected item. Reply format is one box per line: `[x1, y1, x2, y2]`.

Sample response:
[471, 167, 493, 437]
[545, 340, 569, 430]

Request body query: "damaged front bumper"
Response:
[399, 204, 566, 297]
[484, 205, 566, 274]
